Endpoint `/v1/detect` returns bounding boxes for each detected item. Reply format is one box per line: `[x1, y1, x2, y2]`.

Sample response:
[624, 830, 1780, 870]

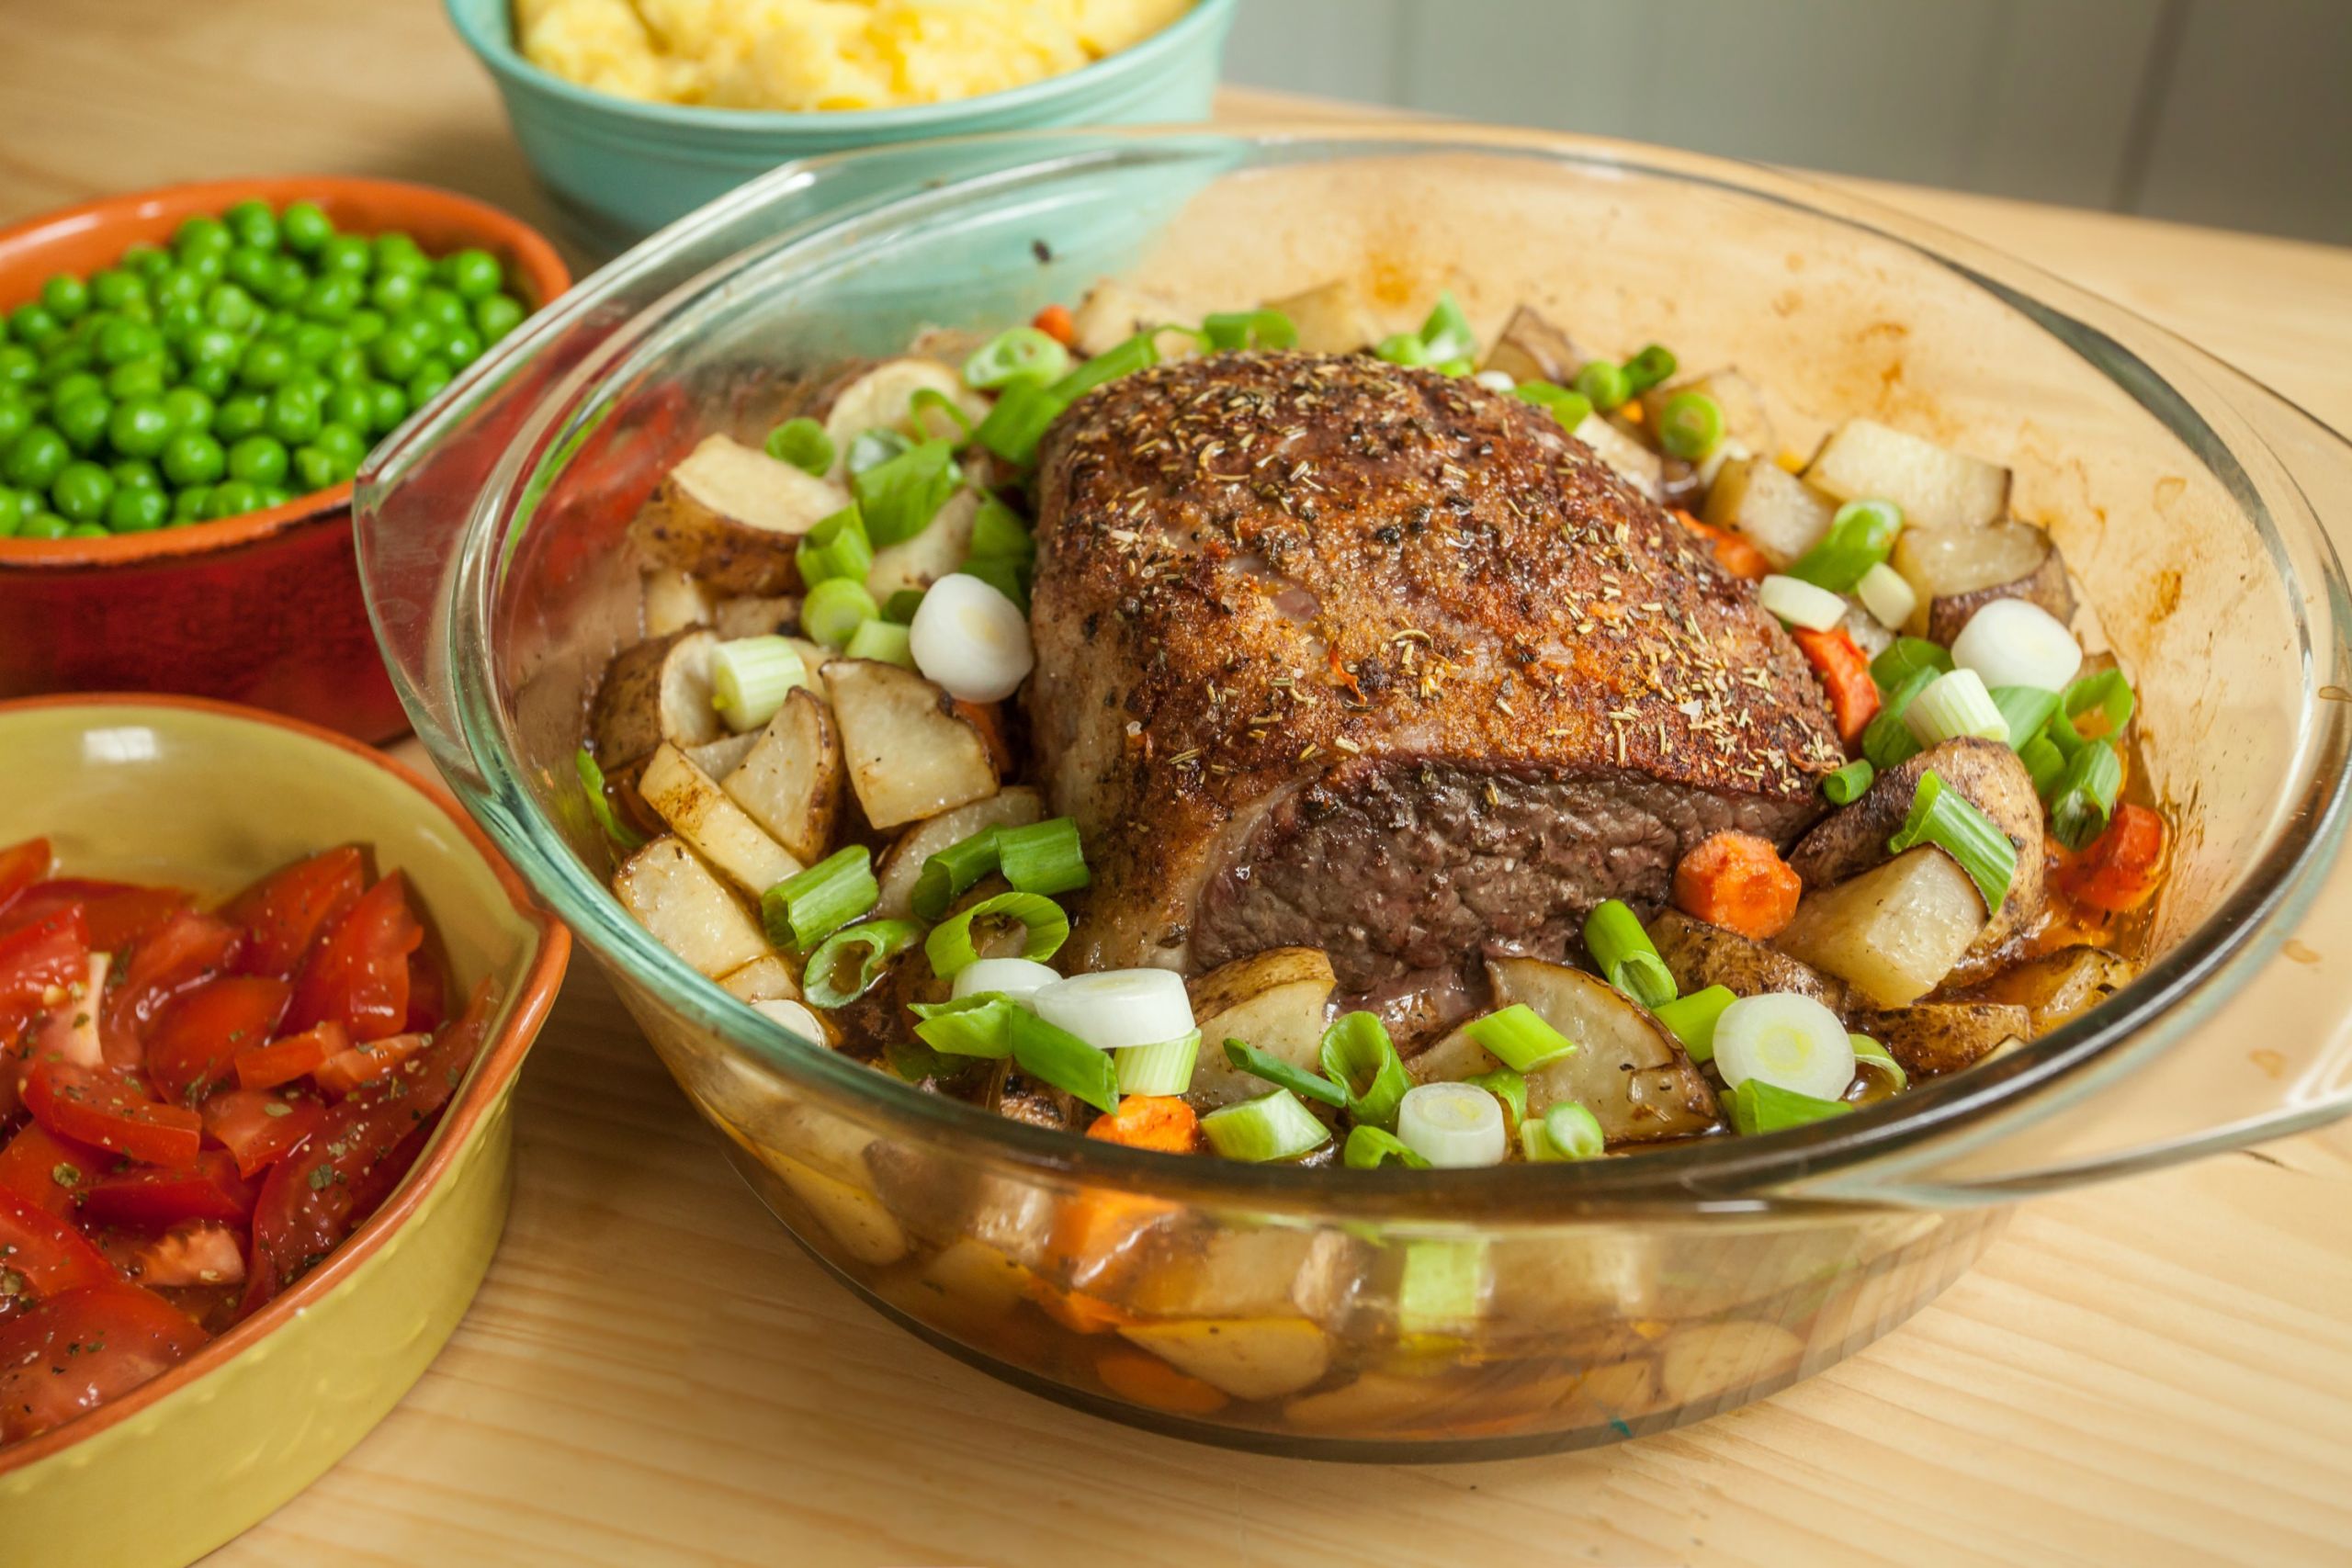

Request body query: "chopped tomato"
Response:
[0, 908, 89, 1016]
[1792, 625, 1882, 748]
[404, 949, 447, 1033]
[0, 879, 133, 940]
[286, 874, 423, 1043]
[0, 1185, 118, 1298]
[27, 952, 108, 1071]
[102, 910, 242, 1052]
[0, 838, 48, 917]
[0, 1281, 207, 1445]
[312, 1031, 431, 1098]
[23, 1060, 202, 1168]
[1031, 302, 1077, 348]
[124, 1223, 247, 1289]
[232, 1021, 348, 1091]
[82, 886, 193, 954]
[199, 1088, 326, 1179]
[220, 846, 366, 980]
[143, 976, 293, 1106]
[0, 1122, 110, 1220]
[2057, 804, 2168, 915]
[80, 1152, 255, 1231]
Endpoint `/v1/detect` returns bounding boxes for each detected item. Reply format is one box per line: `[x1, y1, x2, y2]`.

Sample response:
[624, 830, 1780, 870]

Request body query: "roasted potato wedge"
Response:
[1069, 280, 1201, 361]
[865, 489, 978, 604]
[1804, 418, 2011, 532]
[1776, 847, 1986, 1008]
[873, 786, 1046, 920]
[589, 628, 722, 772]
[1643, 369, 1774, 458]
[711, 593, 802, 640]
[1117, 1316, 1332, 1402]
[1702, 455, 1838, 569]
[630, 434, 851, 594]
[1647, 908, 1859, 1014]
[1185, 947, 1340, 1111]
[717, 688, 843, 864]
[718, 953, 801, 1004]
[1970, 945, 2135, 1037]
[614, 836, 771, 977]
[639, 742, 805, 897]
[684, 731, 759, 782]
[1571, 412, 1663, 500]
[1788, 738, 2045, 953]
[1263, 279, 1380, 355]
[1488, 958, 1722, 1143]
[1864, 1001, 2029, 1077]
[818, 358, 987, 471]
[1479, 304, 1585, 386]
[1124, 1228, 1366, 1328]
[1894, 522, 2075, 643]
[641, 568, 712, 637]
[823, 659, 1001, 829]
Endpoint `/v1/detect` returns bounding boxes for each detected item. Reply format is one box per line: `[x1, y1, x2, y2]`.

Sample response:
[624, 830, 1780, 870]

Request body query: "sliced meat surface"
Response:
[1025, 352, 1842, 1020]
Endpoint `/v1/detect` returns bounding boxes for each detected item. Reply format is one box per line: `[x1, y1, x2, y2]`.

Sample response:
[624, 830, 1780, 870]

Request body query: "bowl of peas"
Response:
[0, 176, 568, 742]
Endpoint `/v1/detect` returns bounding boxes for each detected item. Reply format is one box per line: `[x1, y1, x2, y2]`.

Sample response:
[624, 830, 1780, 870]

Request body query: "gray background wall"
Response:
[1223, 0, 2352, 244]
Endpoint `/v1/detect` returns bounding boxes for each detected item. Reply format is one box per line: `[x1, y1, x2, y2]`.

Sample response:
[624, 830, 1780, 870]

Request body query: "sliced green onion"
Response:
[760, 844, 877, 951]
[2055, 668, 2136, 753]
[2048, 739, 2123, 851]
[924, 890, 1069, 977]
[1863, 664, 1939, 772]
[843, 618, 913, 668]
[1049, 330, 1159, 402]
[1989, 684, 2061, 750]
[1114, 1031, 1201, 1096]
[853, 437, 960, 547]
[1886, 770, 2018, 915]
[1034, 969, 1192, 1050]
[910, 993, 1018, 1057]
[574, 748, 645, 850]
[1541, 1101, 1606, 1160]
[997, 817, 1090, 897]
[963, 326, 1071, 390]
[1342, 1124, 1429, 1169]
[1574, 360, 1631, 412]
[958, 555, 1033, 615]
[1789, 499, 1902, 592]
[1396, 1082, 1507, 1168]
[950, 956, 1060, 1003]
[1904, 669, 2010, 747]
[966, 494, 1035, 563]
[1712, 992, 1855, 1100]
[909, 387, 975, 443]
[846, 428, 911, 476]
[1652, 984, 1737, 1062]
[1513, 381, 1593, 430]
[1951, 599, 2081, 694]
[1200, 309, 1298, 352]
[881, 588, 926, 625]
[1583, 899, 1677, 1010]
[972, 379, 1066, 468]
[1657, 390, 1724, 461]
[1850, 1033, 1907, 1091]
[1464, 1004, 1577, 1073]
[1621, 344, 1678, 396]
[764, 416, 833, 477]
[1220, 1037, 1347, 1110]
[1201, 1089, 1330, 1162]
[1461, 1067, 1527, 1135]
[1318, 1011, 1412, 1132]
[1397, 1238, 1487, 1332]
[1729, 1077, 1854, 1135]
[1758, 573, 1849, 632]
[912, 828, 1002, 922]
[1374, 332, 1434, 368]
[710, 635, 810, 732]
[800, 918, 922, 1009]
[1871, 637, 1953, 694]
[2019, 735, 2065, 797]
[1856, 561, 1917, 629]
[1416, 291, 1476, 363]
[1007, 1007, 1118, 1115]
[1823, 758, 1876, 806]
[795, 503, 873, 587]
[803, 577, 878, 650]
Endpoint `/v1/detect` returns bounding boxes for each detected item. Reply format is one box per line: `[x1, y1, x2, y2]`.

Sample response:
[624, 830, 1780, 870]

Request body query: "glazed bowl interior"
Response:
[358, 129, 2352, 1453]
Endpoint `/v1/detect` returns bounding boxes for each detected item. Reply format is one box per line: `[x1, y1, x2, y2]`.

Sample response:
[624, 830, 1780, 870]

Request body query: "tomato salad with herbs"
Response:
[0, 838, 492, 1450]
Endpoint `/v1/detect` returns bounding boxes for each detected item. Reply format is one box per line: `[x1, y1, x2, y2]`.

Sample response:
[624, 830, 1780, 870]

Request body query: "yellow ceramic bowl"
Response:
[0, 696, 569, 1568]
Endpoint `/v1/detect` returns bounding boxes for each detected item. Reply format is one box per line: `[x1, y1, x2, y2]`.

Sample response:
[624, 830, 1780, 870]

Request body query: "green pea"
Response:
[438, 248, 503, 301]
[325, 382, 372, 431]
[344, 307, 387, 346]
[172, 485, 210, 522]
[239, 338, 296, 389]
[473, 294, 526, 343]
[227, 432, 289, 486]
[50, 460, 113, 522]
[94, 318, 160, 368]
[209, 479, 262, 517]
[105, 358, 168, 401]
[367, 380, 408, 434]
[372, 232, 428, 276]
[40, 275, 89, 321]
[369, 332, 423, 380]
[0, 400, 30, 448]
[0, 487, 20, 536]
[107, 396, 175, 457]
[406, 360, 453, 408]
[263, 256, 310, 306]
[318, 234, 372, 277]
[214, 392, 266, 442]
[64, 522, 110, 537]
[106, 484, 168, 533]
[46, 368, 101, 404]
[52, 393, 111, 455]
[440, 329, 483, 369]
[174, 214, 232, 259]
[326, 344, 370, 387]
[258, 308, 298, 339]
[368, 272, 420, 315]
[156, 299, 205, 341]
[311, 421, 365, 467]
[90, 270, 145, 310]
[5, 424, 69, 490]
[10, 305, 62, 349]
[17, 510, 71, 540]
[0, 345, 36, 387]
[224, 200, 278, 252]
[290, 322, 341, 363]
[162, 387, 216, 434]
[224, 246, 277, 295]
[152, 268, 204, 310]
[300, 274, 360, 324]
[162, 429, 225, 486]
[266, 385, 322, 446]
[413, 288, 469, 334]
[120, 243, 171, 278]
[112, 296, 155, 325]
[256, 485, 291, 509]
[186, 325, 242, 370]
[185, 362, 232, 400]
[110, 457, 160, 491]
[180, 250, 226, 286]
[280, 201, 333, 254]
[292, 444, 338, 491]
[204, 283, 259, 332]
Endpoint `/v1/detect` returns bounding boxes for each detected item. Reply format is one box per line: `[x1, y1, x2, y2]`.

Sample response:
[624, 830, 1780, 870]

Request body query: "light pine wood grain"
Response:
[3, 8, 2348, 1567]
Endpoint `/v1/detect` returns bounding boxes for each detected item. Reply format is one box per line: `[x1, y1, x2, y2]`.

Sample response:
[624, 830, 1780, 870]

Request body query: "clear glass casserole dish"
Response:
[354, 127, 2352, 1459]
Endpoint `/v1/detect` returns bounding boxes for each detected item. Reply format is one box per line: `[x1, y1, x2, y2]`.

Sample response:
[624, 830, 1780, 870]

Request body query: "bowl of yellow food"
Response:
[447, 0, 1236, 250]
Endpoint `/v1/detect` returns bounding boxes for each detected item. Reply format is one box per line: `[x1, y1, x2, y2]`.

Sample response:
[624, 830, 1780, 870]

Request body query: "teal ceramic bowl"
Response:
[444, 0, 1237, 253]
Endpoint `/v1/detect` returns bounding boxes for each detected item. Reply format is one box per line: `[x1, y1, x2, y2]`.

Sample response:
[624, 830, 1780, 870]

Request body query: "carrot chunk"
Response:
[2056, 803, 2167, 914]
[1673, 830, 1803, 941]
[1674, 509, 1770, 581]
[1031, 303, 1077, 348]
[1792, 625, 1881, 746]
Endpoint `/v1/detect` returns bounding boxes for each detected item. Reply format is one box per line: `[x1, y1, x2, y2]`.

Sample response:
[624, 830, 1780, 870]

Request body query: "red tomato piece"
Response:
[312, 1031, 431, 1098]
[125, 1223, 248, 1290]
[232, 1021, 349, 1091]
[0, 1184, 118, 1298]
[143, 976, 293, 1107]
[404, 948, 447, 1033]
[0, 1281, 207, 1444]
[0, 1122, 111, 1221]
[23, 1060, 203, 1168]
[101, 910, 243, 1051]
[199, 1089, 326, 1179]
[82, 886, 194, 954]
[0, 839, 49, 917]
[220, 846, 367, 980]
[0, 908, 89, 1015]
[286, 874, 423, 1043]
[80, 1152, 256, 1231]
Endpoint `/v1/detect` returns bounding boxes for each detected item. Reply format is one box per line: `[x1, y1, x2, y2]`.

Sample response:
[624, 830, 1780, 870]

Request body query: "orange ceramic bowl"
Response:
[0, 178, 569, 743]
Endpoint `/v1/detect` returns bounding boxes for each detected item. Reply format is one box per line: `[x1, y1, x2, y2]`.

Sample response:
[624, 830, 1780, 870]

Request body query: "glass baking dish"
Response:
[355, 126, 2352, 1459]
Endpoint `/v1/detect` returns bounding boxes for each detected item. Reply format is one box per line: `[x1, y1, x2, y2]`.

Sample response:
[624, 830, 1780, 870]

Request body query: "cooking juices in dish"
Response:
[582, 282, 2169, 1185]
[0, 839, 493, 1448]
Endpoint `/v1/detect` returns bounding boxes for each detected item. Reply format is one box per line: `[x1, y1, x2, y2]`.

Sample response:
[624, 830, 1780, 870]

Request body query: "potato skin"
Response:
[1924, 534, 2076, 645]
[1646, 908, 1859, 1013]
[630, 482, 805, 595]
[1863, 1001, 2030, 1077]
[1967, 944, 2135, 1036]
[590, 627, 709, 771]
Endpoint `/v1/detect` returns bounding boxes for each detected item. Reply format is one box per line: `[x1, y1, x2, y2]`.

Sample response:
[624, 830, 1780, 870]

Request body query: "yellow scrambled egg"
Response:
[514, 0, 1194, 111]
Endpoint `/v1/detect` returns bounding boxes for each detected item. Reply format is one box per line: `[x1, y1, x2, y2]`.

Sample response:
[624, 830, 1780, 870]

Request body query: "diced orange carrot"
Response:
[1619, 400, 1645, 425]
[1029, 1279, 1135, 1335]
[1775, 450, 1808, 474]
[1673, 830, 1804, 940]
[1086, 1095, 1200, 1153]
[2056, 804, 2167, 914]
[1674, 509, 1770, 581]
[1039, 1100, 1197, 1319]
[1032, 303, 1077, 348]
[1095, 1348, 1231, 1415]
[1791, 625, 1881, 747]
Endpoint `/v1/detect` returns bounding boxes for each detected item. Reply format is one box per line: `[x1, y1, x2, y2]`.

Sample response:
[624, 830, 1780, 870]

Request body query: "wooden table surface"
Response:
[10, 6, 2352, 1566]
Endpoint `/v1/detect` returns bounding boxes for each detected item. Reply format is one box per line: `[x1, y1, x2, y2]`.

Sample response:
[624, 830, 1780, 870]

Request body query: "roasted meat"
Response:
[1026, 353, 1842, 1025]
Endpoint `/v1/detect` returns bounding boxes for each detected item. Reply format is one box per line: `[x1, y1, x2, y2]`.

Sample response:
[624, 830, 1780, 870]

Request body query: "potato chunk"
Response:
[1479, 304, 1586, 385]
[873, 786, 1046, 920]
[1703, 456, 1838, 569]
[1894, 521, 2073, 641]
[1804, 418, 2010, 531]
[1488, 959, 1722, 1143]
[1185, 948, 1340, 1111]
[717, 688, 843, 864]
[1776, 847, 1986, 1008]
[1263, 279, 1380, 355]
[613, 836, 771, 977]
[639, 742, 804, 897]
[1117, 1317, 1332, 1402]
[818, 358, 987, 474]
[822, 659, 1001, 829]
[630, 434, 850, 594]
[589, 628, 721, 771]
